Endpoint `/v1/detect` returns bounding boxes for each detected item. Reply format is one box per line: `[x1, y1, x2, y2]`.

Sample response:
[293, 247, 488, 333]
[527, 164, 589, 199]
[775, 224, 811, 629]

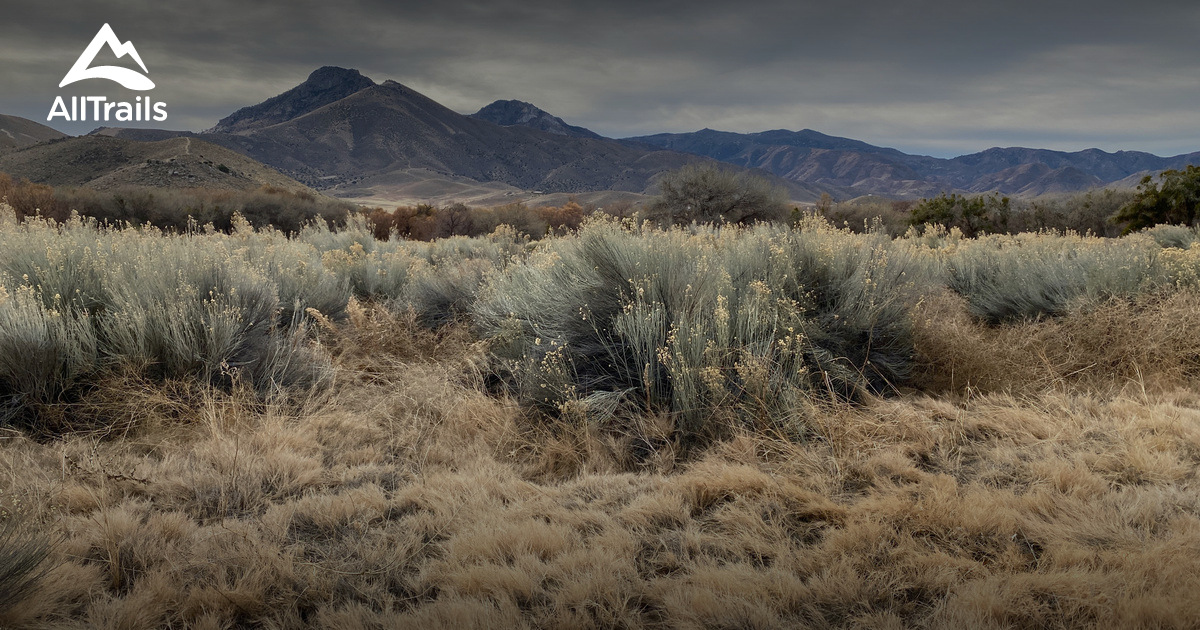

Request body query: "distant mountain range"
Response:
[89, 67, 840, 205]
[3, 65, 1198, 205]
[625, 129, 1200, 198]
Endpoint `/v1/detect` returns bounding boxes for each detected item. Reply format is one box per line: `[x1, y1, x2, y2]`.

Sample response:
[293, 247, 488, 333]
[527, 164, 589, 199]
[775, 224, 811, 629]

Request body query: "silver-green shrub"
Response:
[0, 285, 97, 424]
[942, 231, 1164, 324]
[473, 217, 929, 439]
[0, 207, 333, 429]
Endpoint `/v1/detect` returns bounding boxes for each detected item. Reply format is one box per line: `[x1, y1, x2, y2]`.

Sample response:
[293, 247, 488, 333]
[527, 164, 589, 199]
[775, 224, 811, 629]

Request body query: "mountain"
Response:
[943, 147, 1168, 183]
[0, 114, 68, 153]
[97, 68, 842, 203]
[628, 129, 1200, 198]
[631, 128, 907, 159]
[963, 163, 1102, 197]
[211, 79, 689, 192]
[626, 128, 944, 197]
[0, 135, 315, 193]
[85, 65, 1200, 203]
[470, 100, 602, 139]
[205, 66, 376, 134]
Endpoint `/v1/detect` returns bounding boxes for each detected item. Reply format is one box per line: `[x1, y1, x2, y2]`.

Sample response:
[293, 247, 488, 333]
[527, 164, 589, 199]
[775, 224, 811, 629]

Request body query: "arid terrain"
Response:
[5, 0, 1200, 625]
[2, 203, 1200, 628]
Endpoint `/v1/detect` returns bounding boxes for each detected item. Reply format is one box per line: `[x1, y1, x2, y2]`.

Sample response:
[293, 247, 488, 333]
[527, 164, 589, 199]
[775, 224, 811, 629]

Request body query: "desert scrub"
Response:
[1159, 243, 1200, 289]
[0, 285, 98, 425]
[98, 238, 312, 390]
[399, 226, 528, 327]
[0, 206, 332, 430]
[473, 217, 930, 440]
[0, 206, 528, 430]
[0, 513, 50, 615]
[940, 231, 1165, 324]
[301, 217, 523, 318]
[305, 216, 526, 325]
[1142, 224, 1199, 249]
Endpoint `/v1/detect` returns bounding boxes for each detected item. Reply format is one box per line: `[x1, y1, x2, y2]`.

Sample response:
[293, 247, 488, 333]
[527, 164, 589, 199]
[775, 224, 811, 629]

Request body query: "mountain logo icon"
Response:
[59, 24, 155, 91]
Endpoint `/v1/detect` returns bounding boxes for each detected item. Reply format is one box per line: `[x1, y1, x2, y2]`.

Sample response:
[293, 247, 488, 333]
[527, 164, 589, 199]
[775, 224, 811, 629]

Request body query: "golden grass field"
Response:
[4, 290, 1200, 629]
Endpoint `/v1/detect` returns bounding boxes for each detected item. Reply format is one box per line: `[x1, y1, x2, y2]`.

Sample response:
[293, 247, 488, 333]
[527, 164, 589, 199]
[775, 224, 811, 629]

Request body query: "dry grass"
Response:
[913, 289, 1200, 396]
[3, 298, 1200, 628]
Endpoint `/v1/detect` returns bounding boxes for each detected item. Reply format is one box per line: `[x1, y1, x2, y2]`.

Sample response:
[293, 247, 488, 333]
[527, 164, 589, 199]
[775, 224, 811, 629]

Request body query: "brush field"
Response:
[2, 207, 1200, 628]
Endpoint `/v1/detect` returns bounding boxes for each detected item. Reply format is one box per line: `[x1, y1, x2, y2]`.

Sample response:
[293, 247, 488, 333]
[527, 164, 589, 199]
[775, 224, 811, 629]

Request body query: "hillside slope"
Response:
[0, 114, 68, 153]
[0, 135, 316, 193]
[206, 66, 377, 134]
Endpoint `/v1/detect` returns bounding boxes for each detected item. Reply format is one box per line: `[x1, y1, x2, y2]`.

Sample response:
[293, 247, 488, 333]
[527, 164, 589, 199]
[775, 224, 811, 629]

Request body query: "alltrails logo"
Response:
[47, 24, 167, 123]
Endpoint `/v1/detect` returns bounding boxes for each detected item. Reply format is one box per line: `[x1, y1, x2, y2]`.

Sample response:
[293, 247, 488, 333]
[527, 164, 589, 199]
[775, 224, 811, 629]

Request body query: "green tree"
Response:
[644, 163, 788, 226]
[1112, 165, 1200, 234]
[908, 192, 1011, 237]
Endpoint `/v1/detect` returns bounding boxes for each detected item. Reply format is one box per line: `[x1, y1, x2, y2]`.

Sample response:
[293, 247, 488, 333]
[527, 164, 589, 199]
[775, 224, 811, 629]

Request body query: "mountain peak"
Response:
[470, 99, 602, 139]
[305, 66, 372, 90]
[205, 66, 376, 134]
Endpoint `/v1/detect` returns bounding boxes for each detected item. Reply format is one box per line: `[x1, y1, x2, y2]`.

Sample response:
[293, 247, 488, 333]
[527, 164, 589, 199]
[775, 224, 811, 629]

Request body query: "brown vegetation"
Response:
[4, 293, 1200, 627]
[0, 173, 353, 232]
[363, 199, 590, 241]
[913, 289, 1200, 395]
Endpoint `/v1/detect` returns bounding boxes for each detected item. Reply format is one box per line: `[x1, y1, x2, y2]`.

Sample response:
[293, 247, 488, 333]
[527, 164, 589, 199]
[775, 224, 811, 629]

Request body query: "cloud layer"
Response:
[2, 0, 1198, 157]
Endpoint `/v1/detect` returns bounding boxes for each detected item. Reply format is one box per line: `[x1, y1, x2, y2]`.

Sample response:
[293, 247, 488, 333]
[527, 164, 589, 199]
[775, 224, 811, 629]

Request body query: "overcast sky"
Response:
[2, 0, 1198, 158]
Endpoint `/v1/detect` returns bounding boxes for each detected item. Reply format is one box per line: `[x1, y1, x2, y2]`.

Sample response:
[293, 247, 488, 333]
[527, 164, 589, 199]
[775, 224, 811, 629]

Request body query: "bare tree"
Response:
[643, 163, 789, 226]
[433, 202, 477, 238]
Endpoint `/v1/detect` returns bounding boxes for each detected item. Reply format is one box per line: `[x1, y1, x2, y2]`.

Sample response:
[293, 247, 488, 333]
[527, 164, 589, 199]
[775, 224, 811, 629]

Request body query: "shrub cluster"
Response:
[810, 195, 915, 235]
[908, 193, 1013, 237]
[853, 189, 1134, 238]
[5, 191, 1200, 441]
[909, 224, 1200, 324]
[1008, 188, 1132, 237]
[0, 210, 341, 431]
[939, 232, 1162, 324]
[363, 200, 589, 241]
[472, 216, 932, 440]
[0, 173, 353, 233]
[304, 217, 527, 327]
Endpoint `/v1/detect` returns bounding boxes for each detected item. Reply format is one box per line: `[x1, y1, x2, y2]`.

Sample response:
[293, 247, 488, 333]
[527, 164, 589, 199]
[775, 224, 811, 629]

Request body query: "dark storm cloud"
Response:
[2, 0, 1198, 156]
